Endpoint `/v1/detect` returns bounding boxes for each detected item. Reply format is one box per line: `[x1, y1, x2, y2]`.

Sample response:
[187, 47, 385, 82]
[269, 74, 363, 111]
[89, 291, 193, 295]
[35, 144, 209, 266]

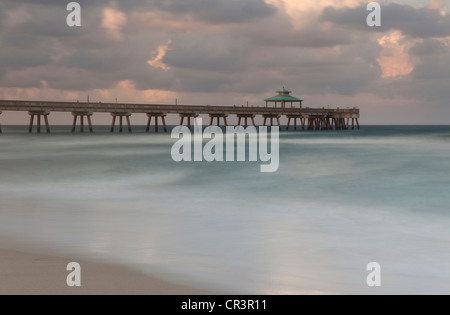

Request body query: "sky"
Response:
[0, 0, 449, 125]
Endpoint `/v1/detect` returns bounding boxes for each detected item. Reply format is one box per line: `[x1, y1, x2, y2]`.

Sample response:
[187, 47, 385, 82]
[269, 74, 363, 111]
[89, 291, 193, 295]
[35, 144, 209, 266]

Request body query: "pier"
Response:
[0, 100, 360, 133]
[0, 90, 360, 133]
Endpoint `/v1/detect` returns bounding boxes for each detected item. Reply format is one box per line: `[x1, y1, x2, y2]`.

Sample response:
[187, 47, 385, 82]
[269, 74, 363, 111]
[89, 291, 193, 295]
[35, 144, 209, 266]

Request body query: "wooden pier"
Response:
[0, 100, 360, 133]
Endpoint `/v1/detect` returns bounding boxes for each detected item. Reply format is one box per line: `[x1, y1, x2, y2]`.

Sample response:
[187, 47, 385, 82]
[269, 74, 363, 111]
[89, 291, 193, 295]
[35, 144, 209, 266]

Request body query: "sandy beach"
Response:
[0, 246, 212, 295]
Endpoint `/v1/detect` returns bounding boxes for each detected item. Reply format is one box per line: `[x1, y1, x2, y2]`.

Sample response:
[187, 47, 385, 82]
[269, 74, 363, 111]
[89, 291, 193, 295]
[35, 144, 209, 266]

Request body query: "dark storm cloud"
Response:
[1, 0, 275, 24]
[171, 68, 234, 93]
[151, 0, 276, 24]
[0, 0, 277, 93]
[1, 0, 109, 7]
[369, 73, 450, 103]
[321, 3, 450, 38]
[0, 2, 103, 75]
[409, 39, 447, 56]
[286, 43, 382, 96]
[243, 22, 352, 48]
[14, 9, 83, 38]
[62, 49, 129, 73]
[0, 37, 52, 69]
[412, 53, 450, 81]
[163, 33, 250, 72]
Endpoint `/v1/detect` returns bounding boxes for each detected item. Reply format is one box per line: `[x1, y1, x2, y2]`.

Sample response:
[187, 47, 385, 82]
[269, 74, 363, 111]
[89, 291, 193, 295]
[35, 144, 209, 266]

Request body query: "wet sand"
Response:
[0, 247, 213, 295]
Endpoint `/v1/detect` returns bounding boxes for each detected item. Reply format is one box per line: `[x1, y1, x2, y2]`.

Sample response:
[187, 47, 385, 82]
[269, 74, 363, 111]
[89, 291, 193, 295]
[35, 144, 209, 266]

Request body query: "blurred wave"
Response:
[1, 125, 450, 294]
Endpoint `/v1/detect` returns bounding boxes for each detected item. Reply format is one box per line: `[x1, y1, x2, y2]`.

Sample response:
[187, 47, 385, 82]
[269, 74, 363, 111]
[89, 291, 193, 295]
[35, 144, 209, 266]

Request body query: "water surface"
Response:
[1, 125, 449, 294]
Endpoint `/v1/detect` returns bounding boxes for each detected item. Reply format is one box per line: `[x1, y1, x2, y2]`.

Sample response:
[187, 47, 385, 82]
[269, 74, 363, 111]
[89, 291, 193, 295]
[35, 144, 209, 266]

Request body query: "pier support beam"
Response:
[307, 117, 314, 130]
[208, 113, 228, 127]
[110, 112, 132, 133]
[326, 117, 332, 130]
[0, 111, 2, 133]
[146, 113, 168, 133]
[341, 118, 347, 130]
[236, 114, 256, 128]
[179, 113, 199, 129]
[72, 111, 93, 133]
[286, 115, 303, 131]
[333, 118, 340, 130]
[262, 114, 281, 129]
[28, 111, 50, 133]
[301, 117, 306, 130]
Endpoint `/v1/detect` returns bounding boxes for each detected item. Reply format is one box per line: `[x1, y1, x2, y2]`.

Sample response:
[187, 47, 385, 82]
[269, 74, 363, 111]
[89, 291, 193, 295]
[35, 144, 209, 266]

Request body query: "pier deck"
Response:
[0, 100, 360, 132]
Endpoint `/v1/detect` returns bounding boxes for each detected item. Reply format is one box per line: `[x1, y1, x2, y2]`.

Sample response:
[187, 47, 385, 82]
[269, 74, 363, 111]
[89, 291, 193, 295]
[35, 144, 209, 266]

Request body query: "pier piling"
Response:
[179, 113, 199, 129]
[146, 113, 168, 133]
[111, 112, 132, 133]
[209, 113, 229, 128]
[72, 112, 93, 133]
[263, 114, 281, 128]
[28, 111, 50, 133]
[286, 115, 303, 131]
[236, 114, 256, 128]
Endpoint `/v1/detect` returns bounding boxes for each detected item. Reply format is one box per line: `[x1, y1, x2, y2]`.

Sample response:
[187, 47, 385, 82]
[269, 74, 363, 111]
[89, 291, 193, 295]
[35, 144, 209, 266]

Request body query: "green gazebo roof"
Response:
[265, 88, 303, 102]
[265, 95, 304, 102]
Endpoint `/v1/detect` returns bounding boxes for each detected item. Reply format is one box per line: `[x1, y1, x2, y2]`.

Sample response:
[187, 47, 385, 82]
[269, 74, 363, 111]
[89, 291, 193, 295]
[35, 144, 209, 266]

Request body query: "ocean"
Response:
[1, 125, 450, 294]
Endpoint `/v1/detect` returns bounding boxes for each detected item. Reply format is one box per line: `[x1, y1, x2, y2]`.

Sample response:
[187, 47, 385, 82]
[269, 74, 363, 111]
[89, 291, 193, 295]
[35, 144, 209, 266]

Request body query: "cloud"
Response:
[0, 35, 53, 70]
[428, 0, 445, 9]
[1, 5, 32, 28]
[267, 0, 364, 29]
[409, 38, 447, 56]
[376, 31, 414, 78]
[102, 2, 127, 41]
[321, 3, 450, 38]
[152, 0, 276, 24]
[163, 33, 251, 72]
[237, 17, 353, 48]
[147, 40, 172, 71]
